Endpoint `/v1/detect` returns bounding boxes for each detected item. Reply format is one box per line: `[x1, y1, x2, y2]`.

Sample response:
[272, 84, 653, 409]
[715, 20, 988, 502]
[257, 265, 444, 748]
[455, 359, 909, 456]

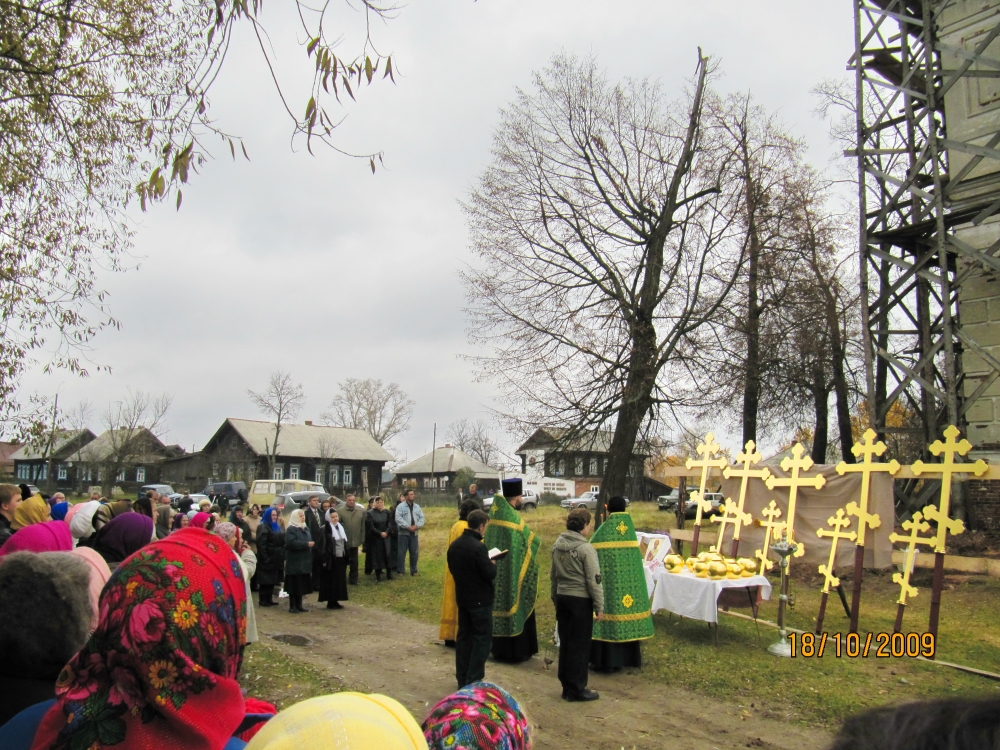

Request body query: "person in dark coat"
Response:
[256, 507, 285, 607]
[447, 509, 497, 689]
[303, 495, 326, 592]
[283, 509, 314, 614]
[364, 496, 394, 582]
[318, 509, 349, 609]
[0, 551, 94, 725]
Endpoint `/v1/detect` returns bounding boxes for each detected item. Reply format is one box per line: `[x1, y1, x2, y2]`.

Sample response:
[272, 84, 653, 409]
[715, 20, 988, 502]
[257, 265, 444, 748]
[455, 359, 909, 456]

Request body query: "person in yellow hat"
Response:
[245, 693, 428, 750]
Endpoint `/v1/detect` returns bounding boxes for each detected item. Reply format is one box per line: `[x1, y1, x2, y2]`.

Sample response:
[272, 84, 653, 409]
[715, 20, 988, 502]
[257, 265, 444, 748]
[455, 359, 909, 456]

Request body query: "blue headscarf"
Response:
[262, 506, 280, 532]
[51, 501, 70, 521]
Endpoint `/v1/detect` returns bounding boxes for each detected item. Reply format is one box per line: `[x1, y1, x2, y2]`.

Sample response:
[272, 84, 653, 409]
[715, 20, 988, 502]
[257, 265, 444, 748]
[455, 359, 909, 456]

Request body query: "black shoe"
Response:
[563, 689, 599, 702]
[410, 571, 418, 576]
[289, 608, 300, 614]
[444, 640, 456, 648]
[331, 602, 344, 609]
[386, 573, 394, 580]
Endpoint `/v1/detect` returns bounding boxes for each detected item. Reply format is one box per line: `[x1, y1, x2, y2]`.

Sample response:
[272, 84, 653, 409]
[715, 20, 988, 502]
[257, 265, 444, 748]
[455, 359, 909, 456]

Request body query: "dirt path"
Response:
[255, 594, 831, 750]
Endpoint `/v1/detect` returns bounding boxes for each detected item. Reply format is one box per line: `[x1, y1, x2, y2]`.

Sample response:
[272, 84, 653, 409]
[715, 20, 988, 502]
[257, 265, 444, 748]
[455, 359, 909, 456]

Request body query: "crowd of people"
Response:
[0, 481, 533, 749]
[1, 479, 997, 749]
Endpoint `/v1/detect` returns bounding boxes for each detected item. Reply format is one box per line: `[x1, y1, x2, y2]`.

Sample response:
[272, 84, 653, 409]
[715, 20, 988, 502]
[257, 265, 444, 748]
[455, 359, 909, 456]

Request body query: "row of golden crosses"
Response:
[681, 425, 985, 642]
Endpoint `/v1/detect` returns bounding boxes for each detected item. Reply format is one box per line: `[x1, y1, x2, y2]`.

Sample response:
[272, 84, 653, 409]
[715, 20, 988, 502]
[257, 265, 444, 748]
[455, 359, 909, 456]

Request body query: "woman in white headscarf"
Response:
[318, 509, 349, 610]
[283, 509, 314, 614]
[68, 500, 102, 547]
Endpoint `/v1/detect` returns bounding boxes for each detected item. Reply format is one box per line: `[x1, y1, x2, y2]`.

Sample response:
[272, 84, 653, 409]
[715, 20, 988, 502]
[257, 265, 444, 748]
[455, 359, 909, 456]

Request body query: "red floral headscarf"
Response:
[30, 527, 248, 750]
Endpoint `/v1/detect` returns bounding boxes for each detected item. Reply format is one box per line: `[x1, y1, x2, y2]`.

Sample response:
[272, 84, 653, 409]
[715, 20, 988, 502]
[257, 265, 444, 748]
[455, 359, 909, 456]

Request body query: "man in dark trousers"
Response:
[303, 495, 326, 592]
[447, 509, 497, 689]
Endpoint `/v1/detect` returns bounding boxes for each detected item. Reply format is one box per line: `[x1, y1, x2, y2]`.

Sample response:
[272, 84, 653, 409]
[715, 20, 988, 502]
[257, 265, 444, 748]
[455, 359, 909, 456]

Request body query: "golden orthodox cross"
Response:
[910, 425, 985, 553]
[721, 440, 772, 557]
[888, 511, 936, 634]
[814, 508, 857, 634]
[836, 428, 900, 632]
[753, 500, 786, 574]
[909, 425, 986, 641]
[710, 498, 751, 556]
[764, 443, 826, 563]
[684, 432, 728, 554]
[816, 509, 856, 594]
[837, 429, 899, 547]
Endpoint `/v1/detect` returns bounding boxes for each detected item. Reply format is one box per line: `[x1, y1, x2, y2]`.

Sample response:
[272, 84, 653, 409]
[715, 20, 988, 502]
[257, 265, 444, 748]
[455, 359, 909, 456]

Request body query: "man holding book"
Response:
[447, 509, 498, 688]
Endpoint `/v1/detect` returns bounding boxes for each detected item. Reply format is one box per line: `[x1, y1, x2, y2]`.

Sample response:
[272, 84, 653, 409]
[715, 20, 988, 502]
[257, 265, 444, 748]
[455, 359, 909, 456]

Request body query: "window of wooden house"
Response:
[290, 465, 300, 480]
[589, 458, 597, 476]
[558, 459, 565, 476]
[574, 457, 583, 475]
[136, 467, 146, 482]
[58, 465, 68, 480]
[343, 467, 353, 486]
[272, 466, 283, 480]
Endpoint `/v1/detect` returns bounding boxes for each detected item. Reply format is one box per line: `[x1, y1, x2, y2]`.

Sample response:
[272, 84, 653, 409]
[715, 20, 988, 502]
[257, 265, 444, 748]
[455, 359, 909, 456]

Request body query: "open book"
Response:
[488, 548, 510, 561]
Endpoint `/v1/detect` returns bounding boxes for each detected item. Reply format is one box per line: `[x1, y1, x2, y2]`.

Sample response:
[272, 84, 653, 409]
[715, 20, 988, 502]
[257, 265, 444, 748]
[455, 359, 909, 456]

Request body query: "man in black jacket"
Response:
[303, 495, 326, 592]
[447, 509, 497, 688]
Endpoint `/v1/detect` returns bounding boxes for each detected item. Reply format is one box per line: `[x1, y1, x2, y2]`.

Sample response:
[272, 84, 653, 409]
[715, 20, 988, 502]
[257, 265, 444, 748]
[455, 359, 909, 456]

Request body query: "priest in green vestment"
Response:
[590, 496, 654, 670]
[484, 478, 540, 663]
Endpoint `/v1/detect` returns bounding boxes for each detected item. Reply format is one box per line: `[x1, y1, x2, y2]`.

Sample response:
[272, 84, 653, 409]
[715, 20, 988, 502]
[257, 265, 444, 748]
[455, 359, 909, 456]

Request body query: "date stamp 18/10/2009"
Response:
[786, 632, 936, 658]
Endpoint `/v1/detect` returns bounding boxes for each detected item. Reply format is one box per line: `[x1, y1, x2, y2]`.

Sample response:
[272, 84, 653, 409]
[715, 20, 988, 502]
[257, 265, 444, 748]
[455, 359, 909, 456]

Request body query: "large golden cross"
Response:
[753, 500, 786, 573]
[684, 432, 728, 527]
[710, 498, 752, 555]
[911, 425, 985, 553]
[836, 429, 900, 547]
[816, 508, 857, 594]
[721, 440, 772, 548]
[888, 512, 935, 605]
[764, 443, 826, 560]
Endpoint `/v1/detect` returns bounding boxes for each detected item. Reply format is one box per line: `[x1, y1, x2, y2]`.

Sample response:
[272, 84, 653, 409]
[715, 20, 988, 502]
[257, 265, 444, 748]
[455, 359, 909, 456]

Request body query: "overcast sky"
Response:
[21, 0, 852, 465]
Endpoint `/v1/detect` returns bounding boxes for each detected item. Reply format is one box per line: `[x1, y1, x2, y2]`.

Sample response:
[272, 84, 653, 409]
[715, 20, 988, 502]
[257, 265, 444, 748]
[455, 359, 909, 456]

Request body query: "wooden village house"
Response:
[161, 418, 394, 495]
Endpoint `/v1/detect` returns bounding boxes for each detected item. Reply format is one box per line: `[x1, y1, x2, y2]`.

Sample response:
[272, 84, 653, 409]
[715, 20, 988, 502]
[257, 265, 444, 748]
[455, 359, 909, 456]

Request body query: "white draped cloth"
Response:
[650, 568, 771, 624]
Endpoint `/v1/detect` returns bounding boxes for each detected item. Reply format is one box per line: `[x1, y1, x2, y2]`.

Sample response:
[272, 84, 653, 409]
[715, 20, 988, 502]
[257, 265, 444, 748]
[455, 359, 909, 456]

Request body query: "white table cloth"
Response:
[650, 568, 771, 624]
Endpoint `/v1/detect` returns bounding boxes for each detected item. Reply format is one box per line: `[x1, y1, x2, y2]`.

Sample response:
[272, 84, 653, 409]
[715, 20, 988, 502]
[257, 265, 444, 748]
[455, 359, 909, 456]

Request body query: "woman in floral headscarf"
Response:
[422, 682, 531, 750]
[0, 526, 267, 750]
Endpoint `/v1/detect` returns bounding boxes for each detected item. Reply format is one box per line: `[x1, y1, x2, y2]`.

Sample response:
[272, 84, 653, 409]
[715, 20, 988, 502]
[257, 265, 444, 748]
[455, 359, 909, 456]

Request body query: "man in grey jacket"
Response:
[338, 494, 367, 585]
[395, 489, 425, 575]
[550, 507, 604, 702]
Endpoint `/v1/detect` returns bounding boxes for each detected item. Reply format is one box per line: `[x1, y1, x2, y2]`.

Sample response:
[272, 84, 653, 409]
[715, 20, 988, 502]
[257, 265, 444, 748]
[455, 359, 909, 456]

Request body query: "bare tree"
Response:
[321, 378, 413, 446]
[80, 390, 172, 496]
[447, 418, 500, 466]
[775, 170, 861, 464]
[700, 93, 804, 447]
[462, 51, 744, 513]
[315, 433, 344, 487]
[248, 372, 305, 480]
[65, 400, 94, 493]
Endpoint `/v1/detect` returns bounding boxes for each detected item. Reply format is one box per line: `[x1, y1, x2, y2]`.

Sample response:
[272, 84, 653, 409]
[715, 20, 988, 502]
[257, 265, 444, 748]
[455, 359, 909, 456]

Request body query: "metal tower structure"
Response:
[853, 0, 1000, 513]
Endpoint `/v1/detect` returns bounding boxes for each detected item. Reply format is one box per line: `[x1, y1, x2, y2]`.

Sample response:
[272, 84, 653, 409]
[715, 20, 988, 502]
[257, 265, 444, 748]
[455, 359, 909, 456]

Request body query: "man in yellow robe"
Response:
[440, 500, 481, 645]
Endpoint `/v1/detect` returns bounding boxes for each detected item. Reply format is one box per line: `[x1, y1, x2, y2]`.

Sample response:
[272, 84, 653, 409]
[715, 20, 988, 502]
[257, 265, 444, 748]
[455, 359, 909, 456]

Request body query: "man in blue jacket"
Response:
[394, 489, 425, 575]
[447, 509, 497, 688]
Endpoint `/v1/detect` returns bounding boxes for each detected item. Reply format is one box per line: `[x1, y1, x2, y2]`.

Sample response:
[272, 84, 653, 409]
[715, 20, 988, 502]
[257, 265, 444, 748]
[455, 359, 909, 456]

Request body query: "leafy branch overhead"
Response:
[136, 0, 400, 210]
[0, 0, 401, 436]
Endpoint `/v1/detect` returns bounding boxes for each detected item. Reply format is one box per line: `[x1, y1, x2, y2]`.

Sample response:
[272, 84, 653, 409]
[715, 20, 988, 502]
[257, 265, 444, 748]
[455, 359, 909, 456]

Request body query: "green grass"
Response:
[240, 640, 353, 710]
[345, 504, 1000, 728]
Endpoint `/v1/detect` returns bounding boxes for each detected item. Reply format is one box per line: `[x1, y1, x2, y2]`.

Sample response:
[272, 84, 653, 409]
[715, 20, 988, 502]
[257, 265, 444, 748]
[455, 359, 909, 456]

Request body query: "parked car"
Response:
[169, 493, 210, 510]
[483, 488, 539, 511]
[248, 479, 325, 508]
[682, 491, 724, 519]
[202, 481, 248, 502]
[561, 491, 630, 511]
[273, 491, 333, 510]
[657, 489, 681, 511]
[139, 484, 175, 500]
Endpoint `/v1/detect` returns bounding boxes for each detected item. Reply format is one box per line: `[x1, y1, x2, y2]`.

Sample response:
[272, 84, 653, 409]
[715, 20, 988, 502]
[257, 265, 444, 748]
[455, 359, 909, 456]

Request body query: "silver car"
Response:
[561, 491, 630, 511]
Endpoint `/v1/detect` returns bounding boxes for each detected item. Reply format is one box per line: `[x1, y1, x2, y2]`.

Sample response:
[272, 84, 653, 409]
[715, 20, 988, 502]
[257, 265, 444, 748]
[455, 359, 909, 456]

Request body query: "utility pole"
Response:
[430, 423, 437, 489]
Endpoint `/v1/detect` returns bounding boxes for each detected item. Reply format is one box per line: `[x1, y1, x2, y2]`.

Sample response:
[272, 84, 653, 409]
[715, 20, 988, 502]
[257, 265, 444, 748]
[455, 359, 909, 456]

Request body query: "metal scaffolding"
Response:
[852, 0, 1000, 512]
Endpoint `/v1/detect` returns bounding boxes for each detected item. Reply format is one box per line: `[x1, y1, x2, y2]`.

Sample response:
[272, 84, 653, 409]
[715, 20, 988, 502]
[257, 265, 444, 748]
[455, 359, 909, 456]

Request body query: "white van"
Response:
[248, 479, 325, 507]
